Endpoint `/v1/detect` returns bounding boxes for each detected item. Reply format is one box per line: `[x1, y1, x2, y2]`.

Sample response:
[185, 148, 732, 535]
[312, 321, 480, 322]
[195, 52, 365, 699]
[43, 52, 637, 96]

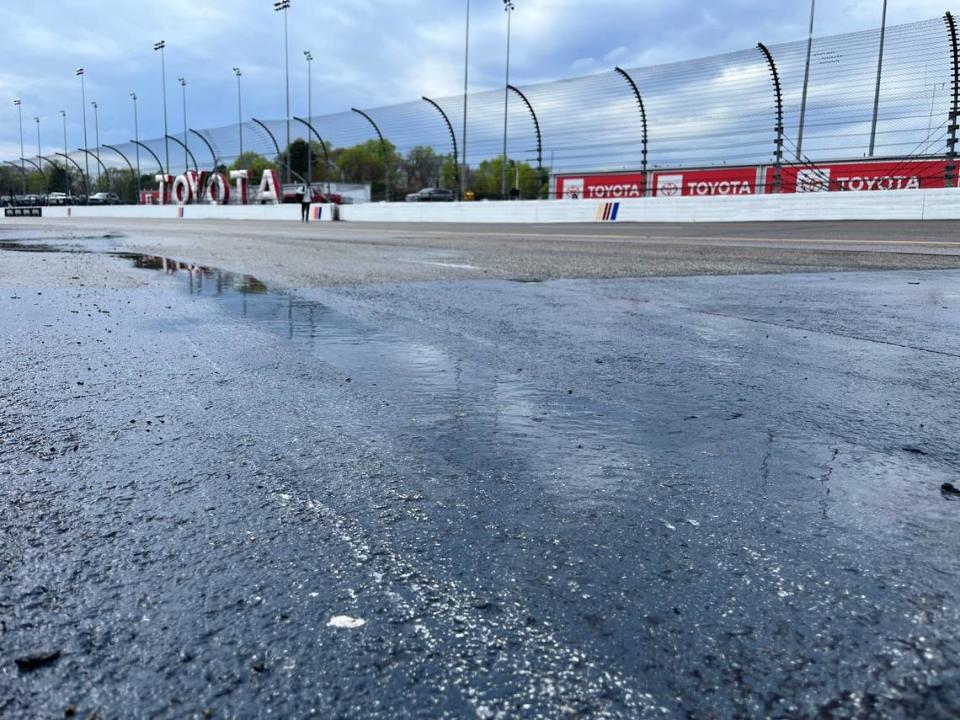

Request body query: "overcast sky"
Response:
[0, 0, 955, 159]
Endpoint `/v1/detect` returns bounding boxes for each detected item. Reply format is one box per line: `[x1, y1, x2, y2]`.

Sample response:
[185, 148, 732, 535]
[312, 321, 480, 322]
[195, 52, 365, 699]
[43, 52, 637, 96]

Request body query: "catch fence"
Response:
[3, 14, 959, 201]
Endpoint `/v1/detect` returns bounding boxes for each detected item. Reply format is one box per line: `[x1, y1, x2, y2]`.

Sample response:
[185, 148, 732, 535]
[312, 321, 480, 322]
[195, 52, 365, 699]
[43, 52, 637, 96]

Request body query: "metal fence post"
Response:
[944, 12, 959, 188]
[190, 129, 220, 173]
[757, 43, 785, 194]
[351, 108, 390, 201]
[422, 97, 461, 196]
[614, 66, 649, 192]
[506, 85, 543, 198]
[131, 141, 165, 174]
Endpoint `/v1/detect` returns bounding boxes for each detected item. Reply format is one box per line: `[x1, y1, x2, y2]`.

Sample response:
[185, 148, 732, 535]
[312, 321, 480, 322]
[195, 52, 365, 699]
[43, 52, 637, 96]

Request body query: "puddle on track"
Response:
[123, 252, 659, 498]
[1, 239, 657, 504]
[4, 238, 953, 526]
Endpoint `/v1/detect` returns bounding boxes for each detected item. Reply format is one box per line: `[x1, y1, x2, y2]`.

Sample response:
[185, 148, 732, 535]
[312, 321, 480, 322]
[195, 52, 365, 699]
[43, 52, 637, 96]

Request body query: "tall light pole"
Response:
[131, 93, 141, 196]
[274, 0, 292, 185]
[868, 0, 889, 157]
[304, 51, 313, 189]
[91, 101, 101, 187]
[501, 0, 515, 200]
[233, 67, 243, 163]
[462, 0, 471, 200]
[154, 40, 170, 175]
[76, 68, 90, 187]
[60, 110, 69, 195]
[13, 99, 25, 194]
[796, 0, 815, 160]
[178, 77, 188, 173]
[34, 117, 41, 173]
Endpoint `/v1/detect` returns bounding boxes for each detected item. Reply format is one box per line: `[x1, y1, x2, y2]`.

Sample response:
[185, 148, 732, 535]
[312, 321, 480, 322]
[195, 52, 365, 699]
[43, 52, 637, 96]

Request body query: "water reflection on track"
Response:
[116, 252, 659, 505]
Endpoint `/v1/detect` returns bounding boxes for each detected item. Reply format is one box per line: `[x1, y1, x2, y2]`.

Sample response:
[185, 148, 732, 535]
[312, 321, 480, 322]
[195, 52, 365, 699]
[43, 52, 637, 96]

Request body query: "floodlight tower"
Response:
[154, 40, 170, 174]
[501, 0, 515, 199]
[274, 0, 292, 184]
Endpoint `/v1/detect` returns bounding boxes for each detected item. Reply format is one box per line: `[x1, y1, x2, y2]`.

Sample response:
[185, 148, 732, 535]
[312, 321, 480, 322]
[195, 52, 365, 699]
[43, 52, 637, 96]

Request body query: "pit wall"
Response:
[338, 188, 960, 223]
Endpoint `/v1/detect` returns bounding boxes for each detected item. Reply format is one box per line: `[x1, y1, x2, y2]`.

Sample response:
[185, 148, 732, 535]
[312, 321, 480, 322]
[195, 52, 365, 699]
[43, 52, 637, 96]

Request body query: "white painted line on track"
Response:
[399, 260, 483, 270]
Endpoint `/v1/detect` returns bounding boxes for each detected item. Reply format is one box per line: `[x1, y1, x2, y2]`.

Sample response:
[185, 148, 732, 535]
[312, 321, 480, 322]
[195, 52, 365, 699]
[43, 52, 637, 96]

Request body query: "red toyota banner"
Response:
[651, 167, 761, 197]
[767, 160, 950, 193]
[555, 173, 645, 200]
[556, 160, 957, 201]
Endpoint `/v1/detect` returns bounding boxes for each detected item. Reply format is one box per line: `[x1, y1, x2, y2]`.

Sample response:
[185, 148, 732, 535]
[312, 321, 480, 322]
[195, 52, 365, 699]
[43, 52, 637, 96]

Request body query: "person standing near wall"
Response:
[296, 184, 308, 222]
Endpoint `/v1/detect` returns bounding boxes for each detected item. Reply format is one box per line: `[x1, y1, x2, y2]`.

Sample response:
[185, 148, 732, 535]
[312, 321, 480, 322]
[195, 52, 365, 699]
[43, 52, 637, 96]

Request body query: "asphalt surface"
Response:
[3, 218, 960, 288]
[1, 219, 959, 718]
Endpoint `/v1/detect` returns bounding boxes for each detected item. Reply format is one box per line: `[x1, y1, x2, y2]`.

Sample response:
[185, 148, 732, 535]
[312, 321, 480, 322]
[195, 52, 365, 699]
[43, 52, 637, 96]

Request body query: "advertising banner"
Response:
[556, 173, 645, 200]
[652, 167, 761, 197]
[767, 160, 950, 193]
[4, 207, 42, 217]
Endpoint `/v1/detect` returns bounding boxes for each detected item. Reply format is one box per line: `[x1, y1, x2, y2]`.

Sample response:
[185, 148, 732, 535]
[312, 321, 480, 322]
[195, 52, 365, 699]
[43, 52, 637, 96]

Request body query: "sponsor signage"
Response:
[4, 207, 42, 217]
[556, 173, 645, 200]
[653, 167, 760, 197]
[596, 202, 620, 222]
[139, 169, 282, 206]
[767, 160, 950, 193]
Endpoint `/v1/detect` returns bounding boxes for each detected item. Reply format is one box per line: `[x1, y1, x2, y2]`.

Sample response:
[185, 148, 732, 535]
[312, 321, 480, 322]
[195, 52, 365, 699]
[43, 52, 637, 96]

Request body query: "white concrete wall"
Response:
[5, 190, 960, 224]
[338, 199, 603, 223]
[339, 189, 960, 223]
[2, 203, 335, 222]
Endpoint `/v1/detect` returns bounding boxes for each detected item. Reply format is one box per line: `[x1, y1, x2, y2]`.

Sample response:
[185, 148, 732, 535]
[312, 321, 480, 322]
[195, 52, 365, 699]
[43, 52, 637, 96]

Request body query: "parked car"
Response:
[47, 192, 70, 206]
[89, 192, 121, 205]
[405, 187, 456, 202]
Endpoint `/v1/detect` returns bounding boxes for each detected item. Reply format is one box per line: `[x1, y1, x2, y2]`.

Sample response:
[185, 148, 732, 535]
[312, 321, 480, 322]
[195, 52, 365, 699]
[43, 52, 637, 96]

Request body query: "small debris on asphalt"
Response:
[327, 616, 366, 629]
[15, 649, 61, 672]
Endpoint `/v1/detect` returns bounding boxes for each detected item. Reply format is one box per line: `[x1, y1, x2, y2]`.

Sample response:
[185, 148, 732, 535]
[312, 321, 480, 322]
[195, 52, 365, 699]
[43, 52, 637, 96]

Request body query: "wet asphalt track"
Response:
[1, 222, 959, 718]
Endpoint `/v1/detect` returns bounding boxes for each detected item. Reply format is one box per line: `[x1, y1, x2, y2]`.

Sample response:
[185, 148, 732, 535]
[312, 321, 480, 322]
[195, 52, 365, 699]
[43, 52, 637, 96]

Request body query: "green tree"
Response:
[229, 152, 276, 178]
[0, 166, 18, 196]
[469, 156, 544, 200]
[334, 138, 401, 200]
[42, 161, 69, 195]
[403, 146, 442, 193]
[439, 154, 463, 193]
[280, 139, 334, 184]
[27, 170, 46, 194]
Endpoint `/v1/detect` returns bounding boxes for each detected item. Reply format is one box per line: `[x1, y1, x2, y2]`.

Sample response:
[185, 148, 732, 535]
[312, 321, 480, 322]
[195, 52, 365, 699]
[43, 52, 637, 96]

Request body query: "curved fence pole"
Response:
[189, 129, 219, 172]
[21, 158, 46, 191]
[103, 144, 136, 177]
[251, 118, 282, 162]
[56, 152, 89, 197]
[422, 97, 461, 195]
[945, 12, 959, 187]
[614, 67, 649, 176]
[757, 42, 785, 194]
[103, 145, 139, 202]
[292, 117, 332, 172]
[39, 155, 60, 172]
[132, 140, 165, 174]
[250, 118, 306, 185]
[79, 148, 111, 183]
[165, 135, 199, 175]
[352, 108, 390, 201]
[507, 85, 544, 197]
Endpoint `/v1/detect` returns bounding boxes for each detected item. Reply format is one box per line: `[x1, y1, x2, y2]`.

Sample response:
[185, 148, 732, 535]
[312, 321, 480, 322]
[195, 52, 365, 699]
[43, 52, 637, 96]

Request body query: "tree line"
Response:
[0, 139, 548, 202]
